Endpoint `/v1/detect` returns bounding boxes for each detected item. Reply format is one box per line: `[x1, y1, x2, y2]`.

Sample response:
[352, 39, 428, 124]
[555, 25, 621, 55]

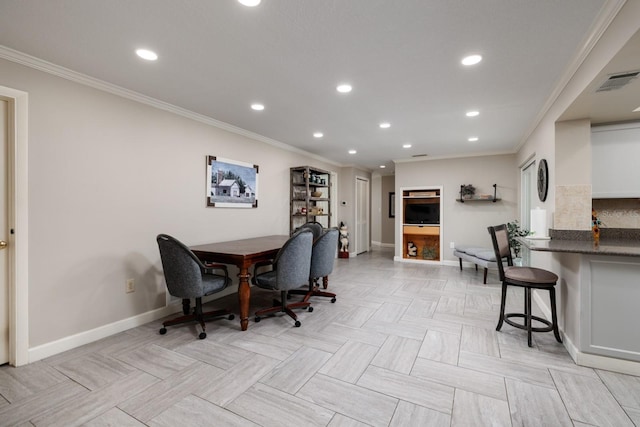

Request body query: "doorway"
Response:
[0, 85, 29, 366]
[355, 176, 370, 254]
[1, 99, 8, 364]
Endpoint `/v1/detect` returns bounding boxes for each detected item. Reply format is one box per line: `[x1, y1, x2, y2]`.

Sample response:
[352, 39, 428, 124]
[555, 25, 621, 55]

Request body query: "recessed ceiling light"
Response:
[468, 137, 479, 142]
[379, 122, 391, 129]
[348, 149, 357, 154]
[461, 54, 482, 66]
[402, 144, 412, 148]
[466, 111, 480, 117]
[313, 132, 324, 138]
[135, 49, 158, 61]
[336, 84, 352, 93]
[238, 0, 261, 6]
[251, 103, 264, 111]
[379, 165, 386, 168]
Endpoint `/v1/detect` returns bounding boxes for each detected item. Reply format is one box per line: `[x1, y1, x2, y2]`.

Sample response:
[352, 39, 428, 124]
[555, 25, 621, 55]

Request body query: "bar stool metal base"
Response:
[496, 285, 562, 347]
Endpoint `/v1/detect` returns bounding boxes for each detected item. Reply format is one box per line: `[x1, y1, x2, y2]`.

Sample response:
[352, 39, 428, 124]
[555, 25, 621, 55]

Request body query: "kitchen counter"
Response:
[519, 229, 640, 375]
[519, 237, 640, 257]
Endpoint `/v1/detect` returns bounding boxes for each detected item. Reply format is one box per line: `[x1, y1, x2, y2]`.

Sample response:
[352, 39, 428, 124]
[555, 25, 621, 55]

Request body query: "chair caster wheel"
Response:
[228, 314, 235, 320]
[199, 332, 207, 340]
[308, 306, 314, 312]
[159, 327, 167, 335]
[331, 297, 336, 303]
[294, 320, 301, 327]
[255, 316, 261, 323]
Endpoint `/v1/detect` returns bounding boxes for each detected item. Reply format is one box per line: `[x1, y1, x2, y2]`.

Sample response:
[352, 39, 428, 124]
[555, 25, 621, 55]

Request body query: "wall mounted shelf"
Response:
[457, 183, 500, 203]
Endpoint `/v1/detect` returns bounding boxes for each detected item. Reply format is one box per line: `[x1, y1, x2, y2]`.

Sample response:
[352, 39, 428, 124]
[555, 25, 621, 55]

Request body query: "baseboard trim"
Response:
[561, 331, 640, 376]
[28, 302, 183, 363]
[533, 292, 640, 376]
[393, 256, 441, 265]
[371, 241, 395, 248]
[443, 260, 463, 268]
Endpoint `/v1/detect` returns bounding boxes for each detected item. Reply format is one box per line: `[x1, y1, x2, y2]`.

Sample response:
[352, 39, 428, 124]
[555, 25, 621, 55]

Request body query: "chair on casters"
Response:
[157, 234, 234, 339]
[252, 229, 313, 327]
[295, 221, 332, 290]
[288, 227, 339, 304]
[488, 224, 562, 347]
[294, 221, 323, 240]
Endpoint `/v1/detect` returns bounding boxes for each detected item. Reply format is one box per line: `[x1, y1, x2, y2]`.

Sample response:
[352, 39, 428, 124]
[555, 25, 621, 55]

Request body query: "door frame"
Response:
[1, 85, 29, 366]
[520, 156, 536, 230]
[354, 175, 370, 254]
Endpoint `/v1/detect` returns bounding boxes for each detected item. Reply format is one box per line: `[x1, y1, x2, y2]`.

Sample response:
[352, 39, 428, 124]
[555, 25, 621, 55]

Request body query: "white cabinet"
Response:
[591, 122, 640, 198]
[580, 255, 640, 363]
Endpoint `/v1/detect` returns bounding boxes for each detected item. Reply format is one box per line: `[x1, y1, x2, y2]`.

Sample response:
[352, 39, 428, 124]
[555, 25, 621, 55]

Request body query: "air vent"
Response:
[596, 71, 640, 92]
[412, 154, 428, 158]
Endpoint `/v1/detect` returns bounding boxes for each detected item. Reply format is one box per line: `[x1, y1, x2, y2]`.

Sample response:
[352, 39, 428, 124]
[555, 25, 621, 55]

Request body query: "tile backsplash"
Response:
[554, 185, 592, 230]
[592, 198, 640, 229]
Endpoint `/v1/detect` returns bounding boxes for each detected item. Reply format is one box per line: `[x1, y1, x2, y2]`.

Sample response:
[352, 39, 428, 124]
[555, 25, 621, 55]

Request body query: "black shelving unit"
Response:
[290, 166, 332, 233]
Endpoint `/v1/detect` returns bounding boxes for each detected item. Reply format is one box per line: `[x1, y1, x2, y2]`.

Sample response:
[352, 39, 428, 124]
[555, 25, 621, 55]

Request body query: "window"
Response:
[521, 160, 536, 230]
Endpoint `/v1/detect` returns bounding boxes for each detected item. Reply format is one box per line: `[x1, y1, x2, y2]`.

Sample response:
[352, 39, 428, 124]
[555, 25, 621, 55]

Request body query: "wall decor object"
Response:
[206, 156, 258, 208]
[537, 159, 549, 202]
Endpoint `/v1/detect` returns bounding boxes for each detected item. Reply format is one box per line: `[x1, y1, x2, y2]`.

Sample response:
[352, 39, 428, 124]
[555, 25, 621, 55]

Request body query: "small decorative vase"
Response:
[592, 226, 600, 246]
[591, 208, 600, 246]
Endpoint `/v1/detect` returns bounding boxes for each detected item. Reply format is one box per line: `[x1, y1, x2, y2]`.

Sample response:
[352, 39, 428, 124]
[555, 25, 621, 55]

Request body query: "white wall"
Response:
[0, 57, 338, 349]
[370, 173, 395, 247]
[556, 119, 592, 186]
[394, 154, 517, 262]
[381, 175, 395, 245]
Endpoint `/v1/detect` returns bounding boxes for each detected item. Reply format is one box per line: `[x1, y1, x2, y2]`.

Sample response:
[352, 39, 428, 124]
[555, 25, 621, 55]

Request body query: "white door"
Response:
[355, 177, 370, 254]
[1, 99, 9, 364]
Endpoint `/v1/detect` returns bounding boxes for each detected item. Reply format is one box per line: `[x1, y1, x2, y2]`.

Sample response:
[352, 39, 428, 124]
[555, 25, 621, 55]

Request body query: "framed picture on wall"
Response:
[206, 156, 259, 208]
[389, 192, 395, 218]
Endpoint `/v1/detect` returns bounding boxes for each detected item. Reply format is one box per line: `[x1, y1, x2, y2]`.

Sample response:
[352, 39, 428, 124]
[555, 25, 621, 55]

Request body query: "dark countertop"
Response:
[518, 233, 640, 257]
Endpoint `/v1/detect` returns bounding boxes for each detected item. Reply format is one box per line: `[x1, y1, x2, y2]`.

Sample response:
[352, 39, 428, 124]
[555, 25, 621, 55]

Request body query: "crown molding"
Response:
[0, 45, 343, 168]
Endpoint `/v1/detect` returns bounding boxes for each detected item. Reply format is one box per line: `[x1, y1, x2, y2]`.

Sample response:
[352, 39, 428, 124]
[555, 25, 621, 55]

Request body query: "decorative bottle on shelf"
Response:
[592, 208, 601, 246]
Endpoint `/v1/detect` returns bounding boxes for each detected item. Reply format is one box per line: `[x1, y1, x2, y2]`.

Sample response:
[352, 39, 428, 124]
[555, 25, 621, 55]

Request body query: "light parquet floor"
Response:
[1, 247, 639, 426]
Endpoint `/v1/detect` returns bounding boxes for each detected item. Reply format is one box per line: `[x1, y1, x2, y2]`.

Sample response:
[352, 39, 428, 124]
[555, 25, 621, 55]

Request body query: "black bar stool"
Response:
[488, 224, 562, 347]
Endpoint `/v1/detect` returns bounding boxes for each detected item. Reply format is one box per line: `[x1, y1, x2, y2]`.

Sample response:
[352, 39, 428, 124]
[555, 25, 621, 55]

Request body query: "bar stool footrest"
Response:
[503, 313, 553, 333]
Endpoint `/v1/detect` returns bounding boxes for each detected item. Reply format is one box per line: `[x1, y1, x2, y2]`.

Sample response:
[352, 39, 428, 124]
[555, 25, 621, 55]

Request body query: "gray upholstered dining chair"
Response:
[252, 228, 313, 327]
[157, 234, 234, 339]
[295, 221, 323, 240]
[487, 224, 562, 347]
[288, 227, 339, 304]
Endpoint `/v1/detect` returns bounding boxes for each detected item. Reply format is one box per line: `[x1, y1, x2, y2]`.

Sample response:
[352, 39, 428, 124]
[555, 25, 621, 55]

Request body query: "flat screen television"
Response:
[404, 202, 440, 224]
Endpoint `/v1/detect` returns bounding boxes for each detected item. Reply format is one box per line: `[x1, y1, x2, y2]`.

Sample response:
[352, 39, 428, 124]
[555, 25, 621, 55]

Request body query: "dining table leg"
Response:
[238, 266, 251, 331]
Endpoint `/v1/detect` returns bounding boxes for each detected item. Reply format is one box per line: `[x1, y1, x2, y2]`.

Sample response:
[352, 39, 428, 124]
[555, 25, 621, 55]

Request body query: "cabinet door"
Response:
[592, 124, 640, 198]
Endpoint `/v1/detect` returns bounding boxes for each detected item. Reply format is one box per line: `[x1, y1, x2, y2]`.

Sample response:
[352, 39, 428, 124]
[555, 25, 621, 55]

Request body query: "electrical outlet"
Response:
[126, 278, 135, 293]
[450, 242, 455, 249]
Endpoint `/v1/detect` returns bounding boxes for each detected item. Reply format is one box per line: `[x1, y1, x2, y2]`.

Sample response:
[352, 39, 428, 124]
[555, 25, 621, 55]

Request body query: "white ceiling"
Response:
[0, 0, 613, 172]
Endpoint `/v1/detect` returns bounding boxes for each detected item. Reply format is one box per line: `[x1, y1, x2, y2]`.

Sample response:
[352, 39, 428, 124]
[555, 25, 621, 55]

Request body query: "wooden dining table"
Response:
[190, 235, 289, 331]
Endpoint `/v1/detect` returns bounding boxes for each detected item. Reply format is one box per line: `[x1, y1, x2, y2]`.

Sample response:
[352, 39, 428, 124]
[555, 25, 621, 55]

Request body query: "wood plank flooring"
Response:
[1, 247, 638, 426]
